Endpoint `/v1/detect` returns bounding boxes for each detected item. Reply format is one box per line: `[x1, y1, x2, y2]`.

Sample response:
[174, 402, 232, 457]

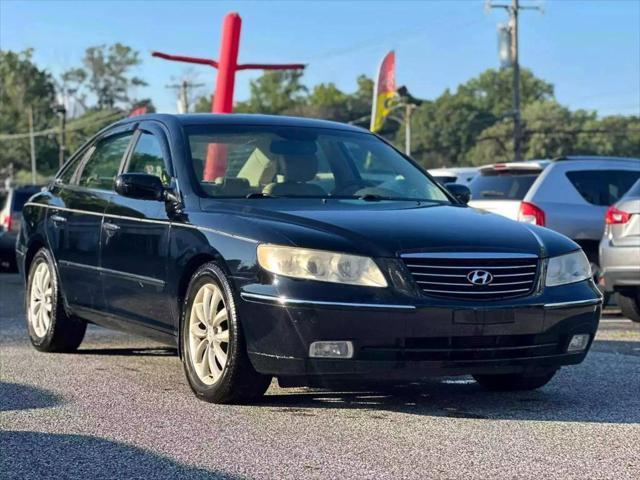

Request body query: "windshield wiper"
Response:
[245, 192, 277, 199]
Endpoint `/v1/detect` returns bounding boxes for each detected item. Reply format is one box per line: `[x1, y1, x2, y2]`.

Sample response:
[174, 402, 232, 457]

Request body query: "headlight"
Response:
[257, 244, 388, 288]
[545, 250, 591, 287]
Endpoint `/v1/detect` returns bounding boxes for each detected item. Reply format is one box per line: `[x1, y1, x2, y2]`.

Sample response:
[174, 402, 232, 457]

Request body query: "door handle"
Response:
[50, 214, 67, 224]
[102, 222, 120, 232]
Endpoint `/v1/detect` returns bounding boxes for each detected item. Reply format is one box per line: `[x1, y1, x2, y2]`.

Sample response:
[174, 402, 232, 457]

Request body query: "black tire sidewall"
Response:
[26, 249, 61, 350]
[181, 262, 241, 400]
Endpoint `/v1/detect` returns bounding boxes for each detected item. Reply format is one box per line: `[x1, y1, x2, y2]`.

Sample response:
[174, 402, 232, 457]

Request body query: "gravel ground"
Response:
[1, 272, 639, 479]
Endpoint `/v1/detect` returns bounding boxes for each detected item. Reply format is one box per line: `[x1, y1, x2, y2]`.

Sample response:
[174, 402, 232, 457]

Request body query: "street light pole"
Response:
[28, 106, 36, 184]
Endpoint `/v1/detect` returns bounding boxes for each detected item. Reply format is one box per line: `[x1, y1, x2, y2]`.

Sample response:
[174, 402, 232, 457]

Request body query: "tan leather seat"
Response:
[263, 154, 326, 197]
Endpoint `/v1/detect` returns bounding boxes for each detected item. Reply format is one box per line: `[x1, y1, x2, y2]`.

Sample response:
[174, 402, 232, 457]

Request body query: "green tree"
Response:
[63, 43, 147, 109]
[0, 49, 58, 175]
[235, 70, 307, 115]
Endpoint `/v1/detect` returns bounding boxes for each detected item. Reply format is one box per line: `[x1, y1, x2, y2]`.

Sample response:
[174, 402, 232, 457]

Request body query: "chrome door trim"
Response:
[58, 260, 166, 287]
[24, 202, 258, 243]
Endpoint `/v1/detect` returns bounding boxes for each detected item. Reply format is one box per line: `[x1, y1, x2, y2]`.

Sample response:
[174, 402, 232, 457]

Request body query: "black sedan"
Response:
[17, 114, 602, 403]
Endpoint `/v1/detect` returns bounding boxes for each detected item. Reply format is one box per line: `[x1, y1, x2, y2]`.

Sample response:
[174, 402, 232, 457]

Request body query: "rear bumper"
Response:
[599, 239, 640, 290]
[0, 232, 18, 265]
[238, 283, 601, 381]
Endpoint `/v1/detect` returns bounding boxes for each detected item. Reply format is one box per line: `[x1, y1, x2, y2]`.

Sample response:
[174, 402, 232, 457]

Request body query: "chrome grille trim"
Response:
[401, 253, 539, 301]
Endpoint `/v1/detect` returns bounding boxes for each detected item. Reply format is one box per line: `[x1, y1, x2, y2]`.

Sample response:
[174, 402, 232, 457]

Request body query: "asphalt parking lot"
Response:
[1, 272, 639, 479]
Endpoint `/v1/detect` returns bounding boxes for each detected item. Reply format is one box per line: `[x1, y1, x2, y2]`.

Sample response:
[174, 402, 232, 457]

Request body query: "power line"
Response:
[0, 110, 125, 141]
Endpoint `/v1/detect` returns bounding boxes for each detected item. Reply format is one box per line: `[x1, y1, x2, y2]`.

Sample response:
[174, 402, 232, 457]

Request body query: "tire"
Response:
[617, 291, 640, 323]
[473, 370, 557, 391]
[181, 261, 271, 404]
[26, 248, 87, 352]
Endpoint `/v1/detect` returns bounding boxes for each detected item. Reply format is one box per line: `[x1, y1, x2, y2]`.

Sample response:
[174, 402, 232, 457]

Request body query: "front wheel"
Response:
[181, 262, 271, 404]
[473, 370, 557, 391]
[617, 290, 640, 322]
[26, 248, 86, 352]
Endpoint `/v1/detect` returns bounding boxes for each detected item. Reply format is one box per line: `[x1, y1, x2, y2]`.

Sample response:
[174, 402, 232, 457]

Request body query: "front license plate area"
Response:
[453, 308, 516, 325]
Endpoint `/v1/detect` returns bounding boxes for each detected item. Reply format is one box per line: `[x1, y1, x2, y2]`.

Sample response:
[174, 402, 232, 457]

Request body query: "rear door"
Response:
[100, 123, 174, 334]
[47, 127, 135, 314]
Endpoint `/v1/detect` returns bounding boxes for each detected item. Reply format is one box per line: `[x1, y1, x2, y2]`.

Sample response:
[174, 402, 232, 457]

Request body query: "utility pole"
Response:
[28, 106, 36, 184]
[404, 103, 418, 156]
[55, 105, 67, 168]
[487, 0, 543, 162]
[166, 79, 205, 113]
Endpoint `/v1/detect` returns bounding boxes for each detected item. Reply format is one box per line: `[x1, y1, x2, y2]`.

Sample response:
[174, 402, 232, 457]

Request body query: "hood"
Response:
[202, 198, 577, 258]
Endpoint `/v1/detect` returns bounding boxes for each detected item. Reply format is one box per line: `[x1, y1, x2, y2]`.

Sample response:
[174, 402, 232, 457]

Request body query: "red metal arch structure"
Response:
[152, 12, 305, 180]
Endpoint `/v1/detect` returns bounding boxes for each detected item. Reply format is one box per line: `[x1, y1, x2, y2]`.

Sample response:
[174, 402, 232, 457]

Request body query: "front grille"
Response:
[402, 253, 539, 300]
[360, 334, 562, 362]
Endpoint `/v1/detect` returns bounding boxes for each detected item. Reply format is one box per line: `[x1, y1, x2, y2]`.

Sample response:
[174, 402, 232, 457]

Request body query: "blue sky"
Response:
[2, 0, 639, 116]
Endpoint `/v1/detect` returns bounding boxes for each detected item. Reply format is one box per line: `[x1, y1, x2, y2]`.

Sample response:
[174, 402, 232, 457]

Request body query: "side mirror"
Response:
[445, 183, 471, 204]
[115, 173, 164, 201]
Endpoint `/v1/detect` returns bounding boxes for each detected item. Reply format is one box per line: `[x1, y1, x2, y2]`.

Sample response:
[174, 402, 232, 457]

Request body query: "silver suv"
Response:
[600, 179, 640, 322]
[468, 157, 640, 279]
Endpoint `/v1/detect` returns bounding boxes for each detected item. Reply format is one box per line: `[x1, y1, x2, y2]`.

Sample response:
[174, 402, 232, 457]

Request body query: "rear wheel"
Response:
[26, 248, 86, 352]
[473, 370, 557, 391]
[617, 290, 640, 322]
[181, 262, 271, 404]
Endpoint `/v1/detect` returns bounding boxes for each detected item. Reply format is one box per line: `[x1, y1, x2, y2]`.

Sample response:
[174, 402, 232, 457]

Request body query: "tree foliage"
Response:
[0, 49, 58, 174]
[62, 43, 147, 109]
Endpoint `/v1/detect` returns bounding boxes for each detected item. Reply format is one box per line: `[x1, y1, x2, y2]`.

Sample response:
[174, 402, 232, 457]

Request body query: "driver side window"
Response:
[77, 134, 133, 191]
[127, 132, 170, 185]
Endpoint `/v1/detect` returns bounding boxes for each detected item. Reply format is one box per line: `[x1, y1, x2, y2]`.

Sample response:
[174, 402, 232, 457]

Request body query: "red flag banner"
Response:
[370, 51, 397, 132]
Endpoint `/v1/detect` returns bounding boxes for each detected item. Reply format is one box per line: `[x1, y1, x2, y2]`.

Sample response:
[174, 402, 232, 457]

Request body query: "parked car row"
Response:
[0, 185, 42, 270]
[433, 158, 640, 310]
[599, 179, 640, 321]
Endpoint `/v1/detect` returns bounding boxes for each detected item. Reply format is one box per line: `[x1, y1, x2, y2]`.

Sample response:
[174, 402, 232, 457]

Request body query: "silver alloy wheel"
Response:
[188, 283, 230, 385]
[29, 261, 53, 338]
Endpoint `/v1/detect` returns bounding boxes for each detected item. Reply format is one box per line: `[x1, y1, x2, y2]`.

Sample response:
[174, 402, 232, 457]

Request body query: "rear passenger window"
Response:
[566, 170, 640, 206]
[78, 134, 133, 190]
[127, 132, 170, 185]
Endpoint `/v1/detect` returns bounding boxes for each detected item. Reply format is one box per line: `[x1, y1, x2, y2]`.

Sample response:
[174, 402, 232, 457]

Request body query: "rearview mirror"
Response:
[445, 183, 471, 205]
[115, 173, 164, 201]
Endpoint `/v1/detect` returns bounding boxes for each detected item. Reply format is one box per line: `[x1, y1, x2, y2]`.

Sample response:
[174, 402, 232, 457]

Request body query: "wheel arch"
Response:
[175, 250, 231, 358]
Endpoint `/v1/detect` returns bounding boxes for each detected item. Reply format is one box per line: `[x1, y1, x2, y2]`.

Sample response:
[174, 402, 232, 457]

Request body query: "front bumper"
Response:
[238, 280, 602, 382]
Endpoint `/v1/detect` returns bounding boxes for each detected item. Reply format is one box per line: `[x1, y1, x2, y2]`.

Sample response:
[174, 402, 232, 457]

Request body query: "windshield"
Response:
[469, 171, 539, 200]
[185, 125, 450, 203]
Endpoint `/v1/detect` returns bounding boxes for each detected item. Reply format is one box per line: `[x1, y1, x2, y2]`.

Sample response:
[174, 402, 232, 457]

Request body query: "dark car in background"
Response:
[0, 185, 42, 270]
[18, 114, 601, 404]
[468, 157, 640, 283]
[600, 179, 640, 321]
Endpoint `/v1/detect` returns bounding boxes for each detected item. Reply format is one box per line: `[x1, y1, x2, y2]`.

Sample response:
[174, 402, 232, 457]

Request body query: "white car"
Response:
[428, 167, 478, 186]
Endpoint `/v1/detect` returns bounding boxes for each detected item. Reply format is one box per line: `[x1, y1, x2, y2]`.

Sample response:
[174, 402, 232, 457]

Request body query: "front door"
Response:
[101, 126, 174, 334]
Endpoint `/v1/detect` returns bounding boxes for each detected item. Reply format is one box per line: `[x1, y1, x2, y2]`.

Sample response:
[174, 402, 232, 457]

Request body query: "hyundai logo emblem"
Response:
[467, 270, 493, 285]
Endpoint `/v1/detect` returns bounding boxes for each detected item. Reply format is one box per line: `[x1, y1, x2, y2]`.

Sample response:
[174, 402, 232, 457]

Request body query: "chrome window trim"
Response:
[23, 202, 258, 243]
[240, 292, 416, 310]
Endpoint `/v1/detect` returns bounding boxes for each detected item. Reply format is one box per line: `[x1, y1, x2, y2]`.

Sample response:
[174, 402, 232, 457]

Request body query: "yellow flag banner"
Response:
[370, 51, 397, 133]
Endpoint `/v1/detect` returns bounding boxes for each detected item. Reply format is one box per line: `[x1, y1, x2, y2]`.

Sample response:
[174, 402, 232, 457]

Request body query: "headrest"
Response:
[278, 154, 318, 183]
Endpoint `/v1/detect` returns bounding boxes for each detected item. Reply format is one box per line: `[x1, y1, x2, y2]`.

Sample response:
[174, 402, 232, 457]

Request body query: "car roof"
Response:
[479, 156, 639, 173]
[428, 167, 478, 175]
[115, 113, 369, 134]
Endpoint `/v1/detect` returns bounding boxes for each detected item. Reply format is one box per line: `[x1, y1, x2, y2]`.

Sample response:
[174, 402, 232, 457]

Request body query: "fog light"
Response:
[309, 341, 354, 359]
[567, 334, 590, 352]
